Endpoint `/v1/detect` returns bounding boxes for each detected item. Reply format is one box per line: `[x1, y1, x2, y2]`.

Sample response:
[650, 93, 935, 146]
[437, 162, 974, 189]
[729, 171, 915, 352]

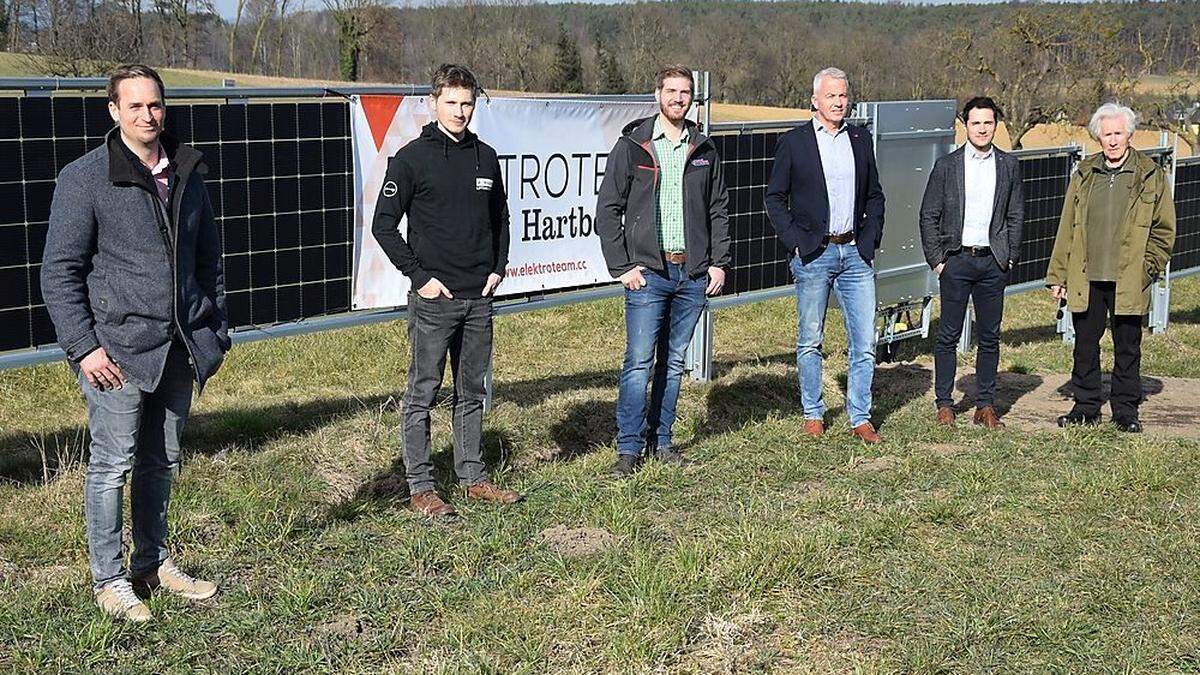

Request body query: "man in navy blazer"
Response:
[765, 67, 886, 443]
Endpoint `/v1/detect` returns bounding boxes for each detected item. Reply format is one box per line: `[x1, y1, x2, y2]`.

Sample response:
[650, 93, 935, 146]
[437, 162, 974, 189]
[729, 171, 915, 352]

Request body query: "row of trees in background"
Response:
[3, 0, 1197, 149]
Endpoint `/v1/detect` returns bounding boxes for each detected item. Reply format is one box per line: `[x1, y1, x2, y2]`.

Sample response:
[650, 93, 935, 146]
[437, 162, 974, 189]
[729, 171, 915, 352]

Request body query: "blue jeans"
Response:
[790, 243, 877, 426]
[81, 342, 193, 592]
[615, 263, 707, 456]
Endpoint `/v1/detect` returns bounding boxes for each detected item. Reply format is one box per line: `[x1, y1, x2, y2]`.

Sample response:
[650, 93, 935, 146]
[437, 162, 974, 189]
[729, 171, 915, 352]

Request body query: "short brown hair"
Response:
[654, 65, 693, 91]
[431, 63, 480, 99]
[107, 64, 165, 105]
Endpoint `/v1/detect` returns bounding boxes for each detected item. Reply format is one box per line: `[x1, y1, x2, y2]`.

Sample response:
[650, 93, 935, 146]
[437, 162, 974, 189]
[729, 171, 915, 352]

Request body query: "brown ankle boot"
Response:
[973, 406, 1004, 429]
[465, 480, 523, 504]
[410, 490, 457, 518]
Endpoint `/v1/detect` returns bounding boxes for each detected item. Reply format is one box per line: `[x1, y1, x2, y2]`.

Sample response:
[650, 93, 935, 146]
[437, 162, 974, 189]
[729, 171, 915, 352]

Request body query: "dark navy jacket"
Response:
[764, 120, 886, 262]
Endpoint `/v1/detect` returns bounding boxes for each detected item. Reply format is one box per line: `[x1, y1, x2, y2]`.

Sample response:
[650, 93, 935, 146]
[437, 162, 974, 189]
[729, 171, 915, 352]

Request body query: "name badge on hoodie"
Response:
[476, 177, 493, 191]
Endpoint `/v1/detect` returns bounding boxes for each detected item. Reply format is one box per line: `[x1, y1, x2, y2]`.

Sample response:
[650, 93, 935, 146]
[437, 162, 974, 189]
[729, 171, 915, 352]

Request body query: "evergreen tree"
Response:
[549, 23, 584, 94]
[594, 37, 626, 94]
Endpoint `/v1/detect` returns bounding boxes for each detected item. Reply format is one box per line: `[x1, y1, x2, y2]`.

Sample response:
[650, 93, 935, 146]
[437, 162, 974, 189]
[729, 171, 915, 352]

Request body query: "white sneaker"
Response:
[132, 558, 217, 601]
[95, 579, 152, 623]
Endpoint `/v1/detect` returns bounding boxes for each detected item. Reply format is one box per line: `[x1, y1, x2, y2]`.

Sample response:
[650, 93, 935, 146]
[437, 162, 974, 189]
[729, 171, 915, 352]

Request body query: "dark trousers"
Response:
[1070, 281, 1143, 420]
[933, 252, 1007, 409]
[402, 293, 493, 495]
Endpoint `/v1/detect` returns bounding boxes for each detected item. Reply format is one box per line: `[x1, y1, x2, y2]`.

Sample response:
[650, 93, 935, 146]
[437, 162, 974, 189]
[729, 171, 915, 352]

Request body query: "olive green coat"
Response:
[1045, 149, 1176, 316]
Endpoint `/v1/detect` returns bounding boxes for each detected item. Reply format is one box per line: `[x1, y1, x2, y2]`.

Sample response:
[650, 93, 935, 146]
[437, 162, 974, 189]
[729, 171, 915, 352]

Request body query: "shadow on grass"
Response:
[1169, 304, 1200, 325]
[951, 371, 1044, 416]
[325, 428, 516, 523]
[1052, 374, 1165, 403]
[0, 393, 399, 488]
[549, 399, 617, 461]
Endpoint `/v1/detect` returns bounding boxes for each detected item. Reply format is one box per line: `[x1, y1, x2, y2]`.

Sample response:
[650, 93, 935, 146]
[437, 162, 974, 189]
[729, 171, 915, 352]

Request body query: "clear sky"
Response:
[209, 0, 1011, 21]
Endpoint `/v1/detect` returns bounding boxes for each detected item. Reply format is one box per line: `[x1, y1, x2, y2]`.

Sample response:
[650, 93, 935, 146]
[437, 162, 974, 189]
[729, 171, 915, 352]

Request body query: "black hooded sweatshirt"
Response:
[371, 122, 510, 297]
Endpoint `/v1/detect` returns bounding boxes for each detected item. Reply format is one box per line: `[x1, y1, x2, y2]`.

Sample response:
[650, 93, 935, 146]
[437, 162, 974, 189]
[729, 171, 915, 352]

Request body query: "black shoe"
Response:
[1057, 412, 1101, 428]
[609, 454, 639, 477]
[653, 448, 694, 467]
[1112, 417, 1143, 433]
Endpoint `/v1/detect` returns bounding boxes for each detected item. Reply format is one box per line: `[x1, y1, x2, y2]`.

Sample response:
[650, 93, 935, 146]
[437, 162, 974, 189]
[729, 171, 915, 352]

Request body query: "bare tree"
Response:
[322, 0, 383, 81]
[944, 7, 1101, 149]
[226, 0, 246, 70]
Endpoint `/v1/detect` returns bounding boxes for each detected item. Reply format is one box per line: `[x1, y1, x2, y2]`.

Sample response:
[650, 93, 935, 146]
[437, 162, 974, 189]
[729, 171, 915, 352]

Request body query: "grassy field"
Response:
[2, 274, 1200, 671]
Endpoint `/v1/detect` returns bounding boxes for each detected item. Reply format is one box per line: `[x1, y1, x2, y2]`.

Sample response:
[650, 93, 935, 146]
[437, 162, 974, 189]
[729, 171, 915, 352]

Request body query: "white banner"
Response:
[351, 95, 660, 309]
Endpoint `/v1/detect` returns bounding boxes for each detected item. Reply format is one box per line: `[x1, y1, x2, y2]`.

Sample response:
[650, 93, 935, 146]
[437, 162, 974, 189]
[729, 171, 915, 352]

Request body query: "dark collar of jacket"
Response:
[106, 127, 205, 191]
[796, 118, 871, 194]
[619, 116, 716, 157]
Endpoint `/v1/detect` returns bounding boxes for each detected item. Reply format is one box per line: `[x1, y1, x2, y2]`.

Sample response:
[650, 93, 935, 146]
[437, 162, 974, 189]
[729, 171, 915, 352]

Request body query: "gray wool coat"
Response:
[41, 128, 229, 392]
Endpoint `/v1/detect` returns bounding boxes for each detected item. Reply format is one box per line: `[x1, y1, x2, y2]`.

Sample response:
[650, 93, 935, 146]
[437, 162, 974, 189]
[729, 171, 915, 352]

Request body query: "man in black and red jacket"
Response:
[595, 64, 731, 477]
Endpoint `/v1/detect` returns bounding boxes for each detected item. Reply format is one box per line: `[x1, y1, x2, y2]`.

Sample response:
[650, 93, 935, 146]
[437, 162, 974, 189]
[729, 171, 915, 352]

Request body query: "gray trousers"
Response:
[403, 294, 493, 494]
[81, 342, 193, 592]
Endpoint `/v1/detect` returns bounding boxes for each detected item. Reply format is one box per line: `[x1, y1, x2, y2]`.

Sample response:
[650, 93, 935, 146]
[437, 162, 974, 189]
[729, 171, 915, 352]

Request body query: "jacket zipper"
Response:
[149, 177, 199, 380]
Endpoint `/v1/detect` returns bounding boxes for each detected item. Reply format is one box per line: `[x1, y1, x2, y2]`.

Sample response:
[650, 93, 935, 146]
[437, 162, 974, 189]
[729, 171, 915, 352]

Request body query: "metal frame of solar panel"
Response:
[1008, 147, 1080, 288]
[0, 86, 427, 357]
[1173, 157, 1200, 275]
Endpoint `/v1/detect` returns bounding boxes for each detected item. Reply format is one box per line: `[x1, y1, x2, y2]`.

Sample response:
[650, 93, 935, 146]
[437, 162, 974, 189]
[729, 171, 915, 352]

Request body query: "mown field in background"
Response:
[2, 275, 1199, 671]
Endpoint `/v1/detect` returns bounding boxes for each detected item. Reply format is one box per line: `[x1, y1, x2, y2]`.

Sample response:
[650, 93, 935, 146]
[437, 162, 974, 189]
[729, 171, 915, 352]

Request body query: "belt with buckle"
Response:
[962, 245, 991, 257]
[663, 251, 686, 264]
[825, 232, 855, 245]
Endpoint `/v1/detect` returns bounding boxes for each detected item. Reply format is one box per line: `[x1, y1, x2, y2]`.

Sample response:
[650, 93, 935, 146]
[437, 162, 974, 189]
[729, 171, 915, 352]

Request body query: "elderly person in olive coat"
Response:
[1046, 103, 1175, 433]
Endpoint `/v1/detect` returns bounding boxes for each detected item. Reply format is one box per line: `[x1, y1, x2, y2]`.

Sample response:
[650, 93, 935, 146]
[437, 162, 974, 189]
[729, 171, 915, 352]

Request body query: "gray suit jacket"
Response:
[918, 145, 1024, 270]
[41, 129, 229, 392]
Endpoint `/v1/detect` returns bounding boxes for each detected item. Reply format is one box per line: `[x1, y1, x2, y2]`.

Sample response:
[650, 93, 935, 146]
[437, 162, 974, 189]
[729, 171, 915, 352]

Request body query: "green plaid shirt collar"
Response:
[652, 117, 690, 252]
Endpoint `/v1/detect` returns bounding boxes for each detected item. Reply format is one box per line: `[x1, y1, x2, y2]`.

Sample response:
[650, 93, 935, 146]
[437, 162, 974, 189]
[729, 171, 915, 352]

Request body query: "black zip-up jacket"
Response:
[371, 122, 510, 297]
[41, 128, 229, 392]
[595, 117, 731, 279]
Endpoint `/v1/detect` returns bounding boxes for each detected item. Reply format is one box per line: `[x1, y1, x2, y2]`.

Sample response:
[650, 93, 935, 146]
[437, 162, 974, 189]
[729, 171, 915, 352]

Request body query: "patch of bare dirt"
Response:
[846, 455, 898, 472]
[999, 374, 1200, 438]
[927, 443, 967, 457]
[538, 526, 617, 558]
[681, 609, 774, 674]
[313, 614, 371, 643]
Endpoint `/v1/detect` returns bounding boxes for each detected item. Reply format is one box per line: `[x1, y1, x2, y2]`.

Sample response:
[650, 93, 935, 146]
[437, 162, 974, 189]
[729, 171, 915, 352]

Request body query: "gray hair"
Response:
[1088, 103, 1137, 139]
[812, 67, 848, 97]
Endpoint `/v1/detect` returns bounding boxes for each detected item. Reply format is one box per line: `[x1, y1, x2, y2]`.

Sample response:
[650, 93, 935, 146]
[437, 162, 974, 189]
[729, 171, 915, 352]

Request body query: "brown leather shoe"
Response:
[803, 419, 825, 437]
[973, 406, 1005, 429]
[410, 490, 457, 518]
[849, 422, 882, 444]
[465, 480, 523, 504]
[936, 407, 956, 426]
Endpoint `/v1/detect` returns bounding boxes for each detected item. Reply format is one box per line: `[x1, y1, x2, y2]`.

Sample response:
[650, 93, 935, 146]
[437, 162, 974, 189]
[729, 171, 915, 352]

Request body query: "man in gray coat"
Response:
[918, 97, 1024, 428]
[41, 64, 229, 622]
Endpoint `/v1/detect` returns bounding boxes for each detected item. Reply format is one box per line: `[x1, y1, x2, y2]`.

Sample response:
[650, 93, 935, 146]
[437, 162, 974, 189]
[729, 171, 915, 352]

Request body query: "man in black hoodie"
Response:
[595, 65, 731, 477]
[371, 64, 519, 518]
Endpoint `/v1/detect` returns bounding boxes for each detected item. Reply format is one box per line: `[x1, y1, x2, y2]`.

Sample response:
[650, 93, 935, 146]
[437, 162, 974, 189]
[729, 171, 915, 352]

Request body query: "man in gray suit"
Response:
[918, 96, 1024, 428]
[42, 64, 228, 622]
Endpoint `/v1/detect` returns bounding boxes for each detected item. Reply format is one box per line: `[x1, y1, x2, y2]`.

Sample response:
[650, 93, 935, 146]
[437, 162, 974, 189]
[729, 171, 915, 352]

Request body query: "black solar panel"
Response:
[712, 129, 794, 295]
[1011, 152, 1077, 286]
[1173, 159, 1200, 273]
[0, 95, 353, 354]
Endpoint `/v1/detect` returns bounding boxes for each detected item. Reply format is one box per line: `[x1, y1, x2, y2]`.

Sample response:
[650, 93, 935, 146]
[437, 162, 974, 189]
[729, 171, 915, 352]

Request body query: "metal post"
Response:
[956, 301, 974, 354]
[686, 308, 715, 382]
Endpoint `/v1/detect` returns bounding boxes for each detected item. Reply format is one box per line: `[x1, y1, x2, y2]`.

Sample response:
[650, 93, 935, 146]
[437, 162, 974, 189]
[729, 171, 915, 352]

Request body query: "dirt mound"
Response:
[538, 526, 617, 558]
[946, 370, 1200, 439]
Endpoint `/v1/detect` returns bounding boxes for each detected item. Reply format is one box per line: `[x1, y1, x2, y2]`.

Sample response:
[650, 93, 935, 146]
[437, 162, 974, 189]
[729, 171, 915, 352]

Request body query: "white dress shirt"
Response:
[962, 146, 996, 247]
[813, 120, 856, 236]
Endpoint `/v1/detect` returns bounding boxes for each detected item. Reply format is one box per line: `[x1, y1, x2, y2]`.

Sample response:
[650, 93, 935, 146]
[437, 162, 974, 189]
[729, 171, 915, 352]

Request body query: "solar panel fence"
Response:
[1173, 156, 1200, 276]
